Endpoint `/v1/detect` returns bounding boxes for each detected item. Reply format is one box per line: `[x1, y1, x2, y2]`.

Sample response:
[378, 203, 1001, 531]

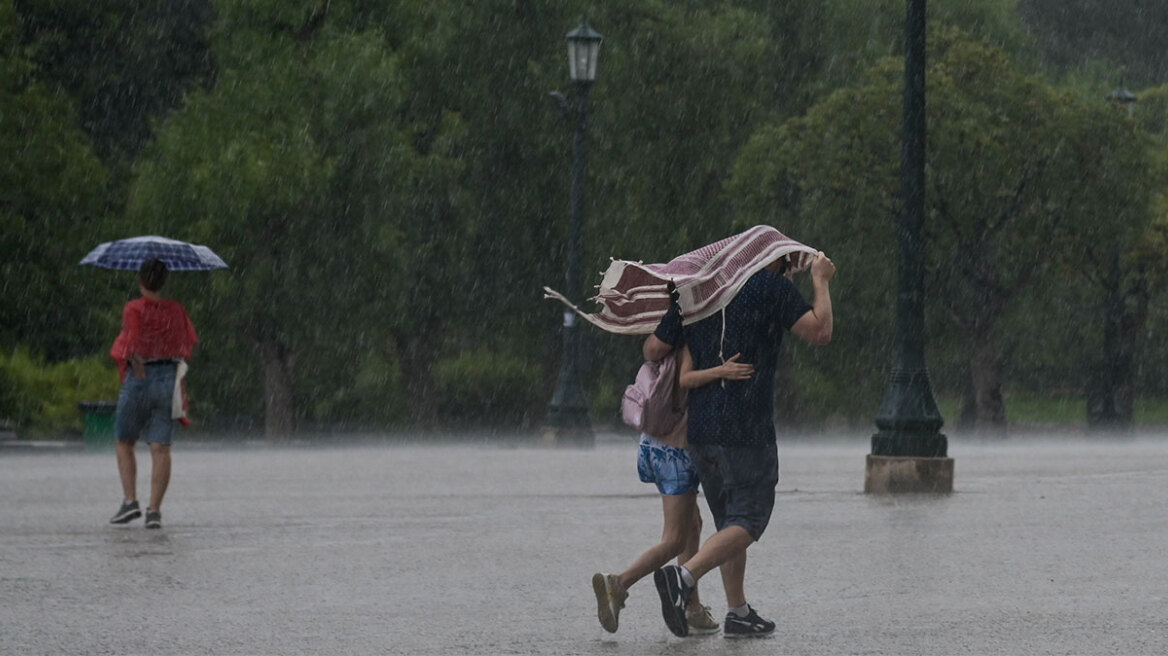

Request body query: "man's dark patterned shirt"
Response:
[654, 269, 811, 447]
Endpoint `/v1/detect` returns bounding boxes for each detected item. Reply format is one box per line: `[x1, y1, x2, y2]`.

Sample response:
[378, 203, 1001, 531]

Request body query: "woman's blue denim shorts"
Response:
[636, 434, 699, 496]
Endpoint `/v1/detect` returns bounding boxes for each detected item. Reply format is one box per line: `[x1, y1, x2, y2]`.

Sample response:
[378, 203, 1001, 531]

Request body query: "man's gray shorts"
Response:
[689, 442, 778, 541]
[115, 363, 177, 446]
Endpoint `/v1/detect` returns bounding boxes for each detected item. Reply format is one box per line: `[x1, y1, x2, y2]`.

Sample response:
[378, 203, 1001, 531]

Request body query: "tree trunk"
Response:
[259, 340, 296, 437]
[967, 325, 1007, 435]
[399, 332, 440, 425]
[1087, 315, 1126, 430]
[1115, 276, 1149, 425]
[958, 370, 977, 430]
[1088, 254, 1148, 432]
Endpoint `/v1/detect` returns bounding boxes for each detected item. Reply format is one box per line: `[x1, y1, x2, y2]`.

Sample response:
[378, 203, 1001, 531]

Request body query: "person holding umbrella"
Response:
[106, 258, 198, 529]
[82, 235, 226, 528]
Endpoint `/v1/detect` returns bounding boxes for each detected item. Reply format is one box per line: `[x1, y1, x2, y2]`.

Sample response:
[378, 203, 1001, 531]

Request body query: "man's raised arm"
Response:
[790, 252, 835, 346]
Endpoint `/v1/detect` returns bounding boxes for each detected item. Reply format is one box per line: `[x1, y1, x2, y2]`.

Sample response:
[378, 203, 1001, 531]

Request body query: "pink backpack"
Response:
[620, 350, 687, 438]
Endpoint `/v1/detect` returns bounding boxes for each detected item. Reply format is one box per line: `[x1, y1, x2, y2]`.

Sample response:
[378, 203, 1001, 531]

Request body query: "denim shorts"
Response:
[689, 442, 778, 540]
[115, 363, 178, 445]
[637, 434, 699, 496]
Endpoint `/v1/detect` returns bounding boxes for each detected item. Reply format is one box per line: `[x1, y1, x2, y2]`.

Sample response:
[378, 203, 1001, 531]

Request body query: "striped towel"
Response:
[544, 225, 818, 335]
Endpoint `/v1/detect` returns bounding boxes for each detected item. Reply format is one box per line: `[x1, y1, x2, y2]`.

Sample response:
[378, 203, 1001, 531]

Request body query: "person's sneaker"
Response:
[653, 565, 691, 637]
[109, 500, 141, 524]
[591, 573, 628, 633]
[723, 605, 776, 638]
[144, 510, 162, 529]
[686, 605, 721, 634]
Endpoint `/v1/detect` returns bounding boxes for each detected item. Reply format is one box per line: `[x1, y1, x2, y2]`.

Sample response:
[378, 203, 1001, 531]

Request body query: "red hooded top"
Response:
[110, 297, 198, 381]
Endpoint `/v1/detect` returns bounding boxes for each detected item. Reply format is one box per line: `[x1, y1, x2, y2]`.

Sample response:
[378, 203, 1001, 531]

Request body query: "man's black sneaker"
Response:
[653, 565, 691, 637]
[144, 510, 162, 529]
[110, 500, 141, 524]
[723, 605, 776, 638]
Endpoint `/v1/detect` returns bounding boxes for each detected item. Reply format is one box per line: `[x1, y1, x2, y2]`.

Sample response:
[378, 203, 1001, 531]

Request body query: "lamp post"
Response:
[545, 19, 602, 444]
[865, 0, 953, 493]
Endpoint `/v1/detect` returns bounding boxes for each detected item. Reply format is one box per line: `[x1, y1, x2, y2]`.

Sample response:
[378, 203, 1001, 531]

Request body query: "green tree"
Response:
[728, 25, 1158, 433]
[368, 0, 568, 422]
[4, 0, 1064, 434]
[130, 1, 473, 434]
[362, 0, 1047, 428]
[585, 0, 1034, 263]
[1020, 0, 1168, 88]
[739, 0, 1036, 106]
[1080, 86, 1168, 428]
[0, 0, 113, 360]
[14, 0, 215, 170]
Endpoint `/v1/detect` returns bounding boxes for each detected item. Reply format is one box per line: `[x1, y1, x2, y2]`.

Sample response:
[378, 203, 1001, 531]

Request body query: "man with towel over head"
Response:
[546, 225, 836, 638]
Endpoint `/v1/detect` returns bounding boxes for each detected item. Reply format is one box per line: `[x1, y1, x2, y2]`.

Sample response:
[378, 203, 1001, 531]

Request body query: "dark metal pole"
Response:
[871, 0, 946, 457]
[547, 81, 593, 432]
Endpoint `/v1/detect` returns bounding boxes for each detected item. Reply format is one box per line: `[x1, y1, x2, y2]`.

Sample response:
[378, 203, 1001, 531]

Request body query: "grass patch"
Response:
[1006, 396, 1084, 424]
[1135, 398, 1168, 425]
[937, 395, 1168, 426]
[936, 397, 960, 425]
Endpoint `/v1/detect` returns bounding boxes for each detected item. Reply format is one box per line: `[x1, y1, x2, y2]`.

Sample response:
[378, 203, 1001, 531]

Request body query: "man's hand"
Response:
[811, 251, 836, 283]
[130, 353, 147, 380]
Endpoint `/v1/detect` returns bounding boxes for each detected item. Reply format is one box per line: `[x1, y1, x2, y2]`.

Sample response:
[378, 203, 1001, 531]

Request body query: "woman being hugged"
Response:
[590, 296, 753, 636]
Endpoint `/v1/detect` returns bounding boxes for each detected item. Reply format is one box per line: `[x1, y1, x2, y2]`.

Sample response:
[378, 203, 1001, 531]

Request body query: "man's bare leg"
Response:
[719, 550, 747, 608]
[116, 440, 137, 501]
[682, 524, 753, 581]
[148, 443, 171, 512]
[680, 502, 705, 610]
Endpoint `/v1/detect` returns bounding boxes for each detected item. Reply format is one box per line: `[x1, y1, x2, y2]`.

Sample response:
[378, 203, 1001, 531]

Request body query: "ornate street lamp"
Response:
[566, 19, 602, 84]
[866, 0, 953, 493]
[545, 19, 603, 443]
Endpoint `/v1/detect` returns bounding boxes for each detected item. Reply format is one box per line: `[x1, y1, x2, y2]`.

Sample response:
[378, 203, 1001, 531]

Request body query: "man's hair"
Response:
[139, 258, 169, 291]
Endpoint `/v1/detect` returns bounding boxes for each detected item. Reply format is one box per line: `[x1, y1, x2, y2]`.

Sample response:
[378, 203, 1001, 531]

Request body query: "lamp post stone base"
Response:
[865, 455, 953, 494]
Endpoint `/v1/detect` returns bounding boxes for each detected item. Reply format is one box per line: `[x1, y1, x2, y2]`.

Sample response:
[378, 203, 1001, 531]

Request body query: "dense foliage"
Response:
[2, 0, 1166, 436]
[729, 25, 1164, 430]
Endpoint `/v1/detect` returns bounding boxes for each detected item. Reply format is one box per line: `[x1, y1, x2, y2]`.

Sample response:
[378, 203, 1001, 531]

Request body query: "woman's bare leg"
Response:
[618, 491, 698, 591]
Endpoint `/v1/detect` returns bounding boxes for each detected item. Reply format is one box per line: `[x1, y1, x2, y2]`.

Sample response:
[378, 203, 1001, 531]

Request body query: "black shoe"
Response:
[110, 500, 141, 524]
[144, 510, 162, 529]
[723, 605, 775, 639]
[653, 565, 691, 637]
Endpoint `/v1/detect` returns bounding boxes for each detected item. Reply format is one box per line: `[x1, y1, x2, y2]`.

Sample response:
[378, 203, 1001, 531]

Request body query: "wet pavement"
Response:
[2, 434, 1167, 655]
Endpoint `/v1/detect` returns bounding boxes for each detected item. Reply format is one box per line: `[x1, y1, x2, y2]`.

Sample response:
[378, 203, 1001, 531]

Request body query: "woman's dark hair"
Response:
[139, 258, 169, 291]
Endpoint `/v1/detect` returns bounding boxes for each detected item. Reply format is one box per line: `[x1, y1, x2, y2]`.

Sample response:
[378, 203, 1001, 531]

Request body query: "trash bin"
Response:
[78, 401, 117, 449]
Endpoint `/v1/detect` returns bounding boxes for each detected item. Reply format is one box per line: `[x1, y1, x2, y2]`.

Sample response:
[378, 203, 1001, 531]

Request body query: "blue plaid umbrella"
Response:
[80, 235, 228, 271]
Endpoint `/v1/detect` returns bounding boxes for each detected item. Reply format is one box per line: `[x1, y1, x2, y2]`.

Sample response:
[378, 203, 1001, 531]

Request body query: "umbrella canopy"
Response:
[80, 235, 228, 271]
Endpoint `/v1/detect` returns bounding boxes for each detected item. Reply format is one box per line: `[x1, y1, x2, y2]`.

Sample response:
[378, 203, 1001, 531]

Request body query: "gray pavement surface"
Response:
[2, 434, 1167, 655]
